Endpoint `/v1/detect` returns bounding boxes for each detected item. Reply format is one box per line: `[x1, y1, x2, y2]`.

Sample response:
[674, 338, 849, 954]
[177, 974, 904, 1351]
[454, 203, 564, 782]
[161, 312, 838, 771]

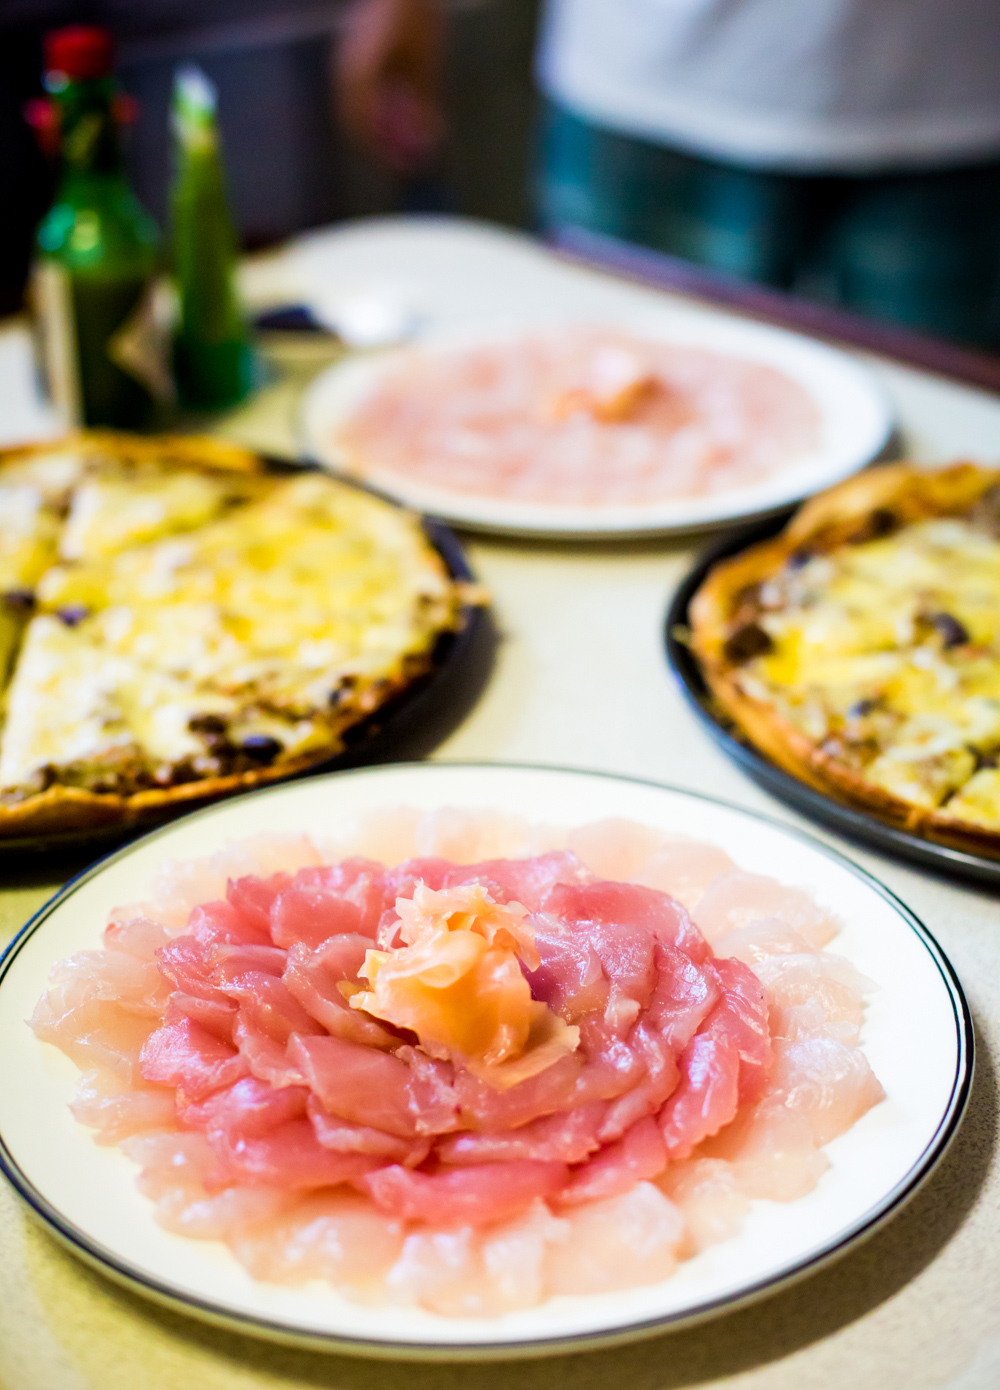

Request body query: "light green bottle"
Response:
[170, 66, 254, 411]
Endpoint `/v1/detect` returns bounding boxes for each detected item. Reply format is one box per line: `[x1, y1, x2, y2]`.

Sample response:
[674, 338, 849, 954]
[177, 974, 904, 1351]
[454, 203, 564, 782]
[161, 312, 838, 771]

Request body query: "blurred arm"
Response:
[336, 0, 445, 173]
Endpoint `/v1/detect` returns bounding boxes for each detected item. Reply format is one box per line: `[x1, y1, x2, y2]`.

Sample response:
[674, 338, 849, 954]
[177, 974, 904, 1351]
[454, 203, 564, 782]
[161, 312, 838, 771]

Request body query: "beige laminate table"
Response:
[2, 219, 1000, 1390]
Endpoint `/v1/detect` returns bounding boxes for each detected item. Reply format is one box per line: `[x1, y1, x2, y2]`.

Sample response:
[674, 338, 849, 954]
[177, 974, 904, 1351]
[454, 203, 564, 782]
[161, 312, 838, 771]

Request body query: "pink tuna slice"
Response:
[188, 898, 272, 948]
[394, 1045, 461, 1135]
[596, 1022, 680, 1141]
[560, 1116, 667, 1204]
[441, 852, 594, 912]
[437, 1103, 605, 1165]
[270, 887, 372, 950]
[220, 973, 325, 1045]
[707, 957, 773, 1105]
[208, 943, 288, 982]
[454, 1052, 584, 1132]
[156, 936, 219, 1001]
[210, 1117, 382, 1190]
[525, 911, 661, 1040]
[384, 858, 455, 900]
[527, 920, 609, 1021]
[285, 858, 387, 938]
[180, 1075, 309, 1139]
[585, 919, 657, 1033]
[542, 881, 710, 964]
[226, 873, 293, 935]
[283, 936, 398, 1049]
[233, 1015, 306, 1089]
[658, 1032, 741, 1160]
[645, 943, 721, 1051]
[656, 956, 771, 1157]
[568, 1029, 650, 1109]
[363, 1159, 568, 1227]
[165, 991, 237, 1044]
[140, 1016, 249, 1101]
[307, 1095, 430, 1165]
[289, 1033, 419, 1138]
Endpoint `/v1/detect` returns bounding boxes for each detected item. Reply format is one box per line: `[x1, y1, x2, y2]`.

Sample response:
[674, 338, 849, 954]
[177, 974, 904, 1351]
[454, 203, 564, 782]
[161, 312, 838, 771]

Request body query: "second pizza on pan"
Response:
[0, 432, 474, 839]
[688, 462, 1000, 858]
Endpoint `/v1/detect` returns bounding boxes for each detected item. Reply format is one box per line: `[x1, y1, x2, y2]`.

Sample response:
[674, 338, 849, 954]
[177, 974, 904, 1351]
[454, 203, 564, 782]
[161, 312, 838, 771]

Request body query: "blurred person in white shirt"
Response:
[338, 0, 1000, 347]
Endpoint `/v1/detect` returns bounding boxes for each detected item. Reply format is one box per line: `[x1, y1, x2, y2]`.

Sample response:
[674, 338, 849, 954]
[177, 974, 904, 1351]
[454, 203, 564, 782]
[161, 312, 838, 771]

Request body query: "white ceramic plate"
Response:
[300, 309, 891, 537]
[0, 763, 970, 1359]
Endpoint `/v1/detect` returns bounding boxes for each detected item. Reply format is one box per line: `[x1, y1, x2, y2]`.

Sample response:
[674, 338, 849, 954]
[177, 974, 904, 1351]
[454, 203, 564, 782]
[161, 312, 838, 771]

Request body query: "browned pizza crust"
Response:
[689, 462, 1000, 859]
[0, 654, 437, 837]
[0, 434, 472, 841]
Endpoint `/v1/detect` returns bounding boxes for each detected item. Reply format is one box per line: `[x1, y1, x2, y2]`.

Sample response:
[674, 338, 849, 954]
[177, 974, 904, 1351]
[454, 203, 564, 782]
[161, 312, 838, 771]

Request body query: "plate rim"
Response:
[665, 518, 1000, 888]
[0, 761, 974, 1360]
[299, 317, 893, 539]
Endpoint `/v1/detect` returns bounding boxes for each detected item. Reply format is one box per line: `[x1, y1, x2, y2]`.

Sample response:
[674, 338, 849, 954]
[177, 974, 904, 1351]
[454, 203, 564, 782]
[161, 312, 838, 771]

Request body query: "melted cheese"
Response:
[0, 616, 135, 788]
[58, 471, 233, 561]
[743, 517, 1000, 816]
[0, 482, 61, 687]
[0, 464, 461, 797]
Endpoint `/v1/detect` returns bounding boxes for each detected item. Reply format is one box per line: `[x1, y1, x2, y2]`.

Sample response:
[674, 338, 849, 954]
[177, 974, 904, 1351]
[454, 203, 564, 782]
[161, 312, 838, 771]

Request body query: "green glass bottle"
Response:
[170, 67, 254, 411]
[33, 26, 164, 429]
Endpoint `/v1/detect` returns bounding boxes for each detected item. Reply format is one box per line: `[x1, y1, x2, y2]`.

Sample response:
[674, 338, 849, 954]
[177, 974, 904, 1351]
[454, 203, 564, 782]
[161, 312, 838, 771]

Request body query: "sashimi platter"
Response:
[0, 764, 970, 1356]
[301, 314, 890, 537]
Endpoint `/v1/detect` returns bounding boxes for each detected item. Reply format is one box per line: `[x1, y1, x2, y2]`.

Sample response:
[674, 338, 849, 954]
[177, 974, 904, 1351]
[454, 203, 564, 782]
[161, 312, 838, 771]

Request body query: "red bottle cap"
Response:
[45, 26, 115, 81]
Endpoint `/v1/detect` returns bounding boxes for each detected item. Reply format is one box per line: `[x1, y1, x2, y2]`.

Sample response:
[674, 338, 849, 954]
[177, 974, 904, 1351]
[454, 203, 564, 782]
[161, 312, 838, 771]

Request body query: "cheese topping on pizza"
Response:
[727, 505, 1000, 826]
[0, 436, 466, 814]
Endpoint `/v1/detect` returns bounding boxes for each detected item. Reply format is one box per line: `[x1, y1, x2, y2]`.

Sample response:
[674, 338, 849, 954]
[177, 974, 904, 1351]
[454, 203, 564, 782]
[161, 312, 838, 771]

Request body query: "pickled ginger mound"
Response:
[29, 809, 885, 1315]
[351, 882, 579, 1086]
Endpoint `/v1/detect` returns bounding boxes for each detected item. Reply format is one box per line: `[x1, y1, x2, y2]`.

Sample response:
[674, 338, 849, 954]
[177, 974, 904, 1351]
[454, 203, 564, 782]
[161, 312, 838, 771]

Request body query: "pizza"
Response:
[0, 432, 472, 838]
[689, 461, 1000, 857]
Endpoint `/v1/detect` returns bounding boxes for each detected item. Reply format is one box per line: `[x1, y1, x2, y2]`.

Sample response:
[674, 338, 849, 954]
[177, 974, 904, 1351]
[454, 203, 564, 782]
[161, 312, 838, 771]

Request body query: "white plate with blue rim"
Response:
[300, 305, 892, 538]
[0, 762, 970, 1359]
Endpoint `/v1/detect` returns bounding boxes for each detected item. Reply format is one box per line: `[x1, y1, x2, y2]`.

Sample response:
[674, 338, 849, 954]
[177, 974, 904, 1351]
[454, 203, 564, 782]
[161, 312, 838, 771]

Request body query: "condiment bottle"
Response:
[33, 25, 166, 429]
[170, 66, 254, 411]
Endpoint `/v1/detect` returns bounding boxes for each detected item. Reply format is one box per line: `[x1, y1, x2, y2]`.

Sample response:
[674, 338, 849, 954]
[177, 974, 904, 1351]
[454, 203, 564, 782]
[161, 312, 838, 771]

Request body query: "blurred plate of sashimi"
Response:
[300, 314, 890, 537]
[0, 764, 969, 1357]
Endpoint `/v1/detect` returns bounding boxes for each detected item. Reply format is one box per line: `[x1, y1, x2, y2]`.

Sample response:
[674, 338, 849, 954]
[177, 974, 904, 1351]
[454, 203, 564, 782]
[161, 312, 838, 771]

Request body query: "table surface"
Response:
[3, 217, 1000, 1390]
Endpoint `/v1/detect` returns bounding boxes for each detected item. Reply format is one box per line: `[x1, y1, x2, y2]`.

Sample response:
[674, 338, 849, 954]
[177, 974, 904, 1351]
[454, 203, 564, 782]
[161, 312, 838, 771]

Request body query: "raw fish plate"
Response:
[0, 764, 972, 1357]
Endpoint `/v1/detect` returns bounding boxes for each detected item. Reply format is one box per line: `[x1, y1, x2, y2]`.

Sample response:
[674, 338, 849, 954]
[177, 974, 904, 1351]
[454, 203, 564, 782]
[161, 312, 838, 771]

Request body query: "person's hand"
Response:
[337, 0, 445, 174]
